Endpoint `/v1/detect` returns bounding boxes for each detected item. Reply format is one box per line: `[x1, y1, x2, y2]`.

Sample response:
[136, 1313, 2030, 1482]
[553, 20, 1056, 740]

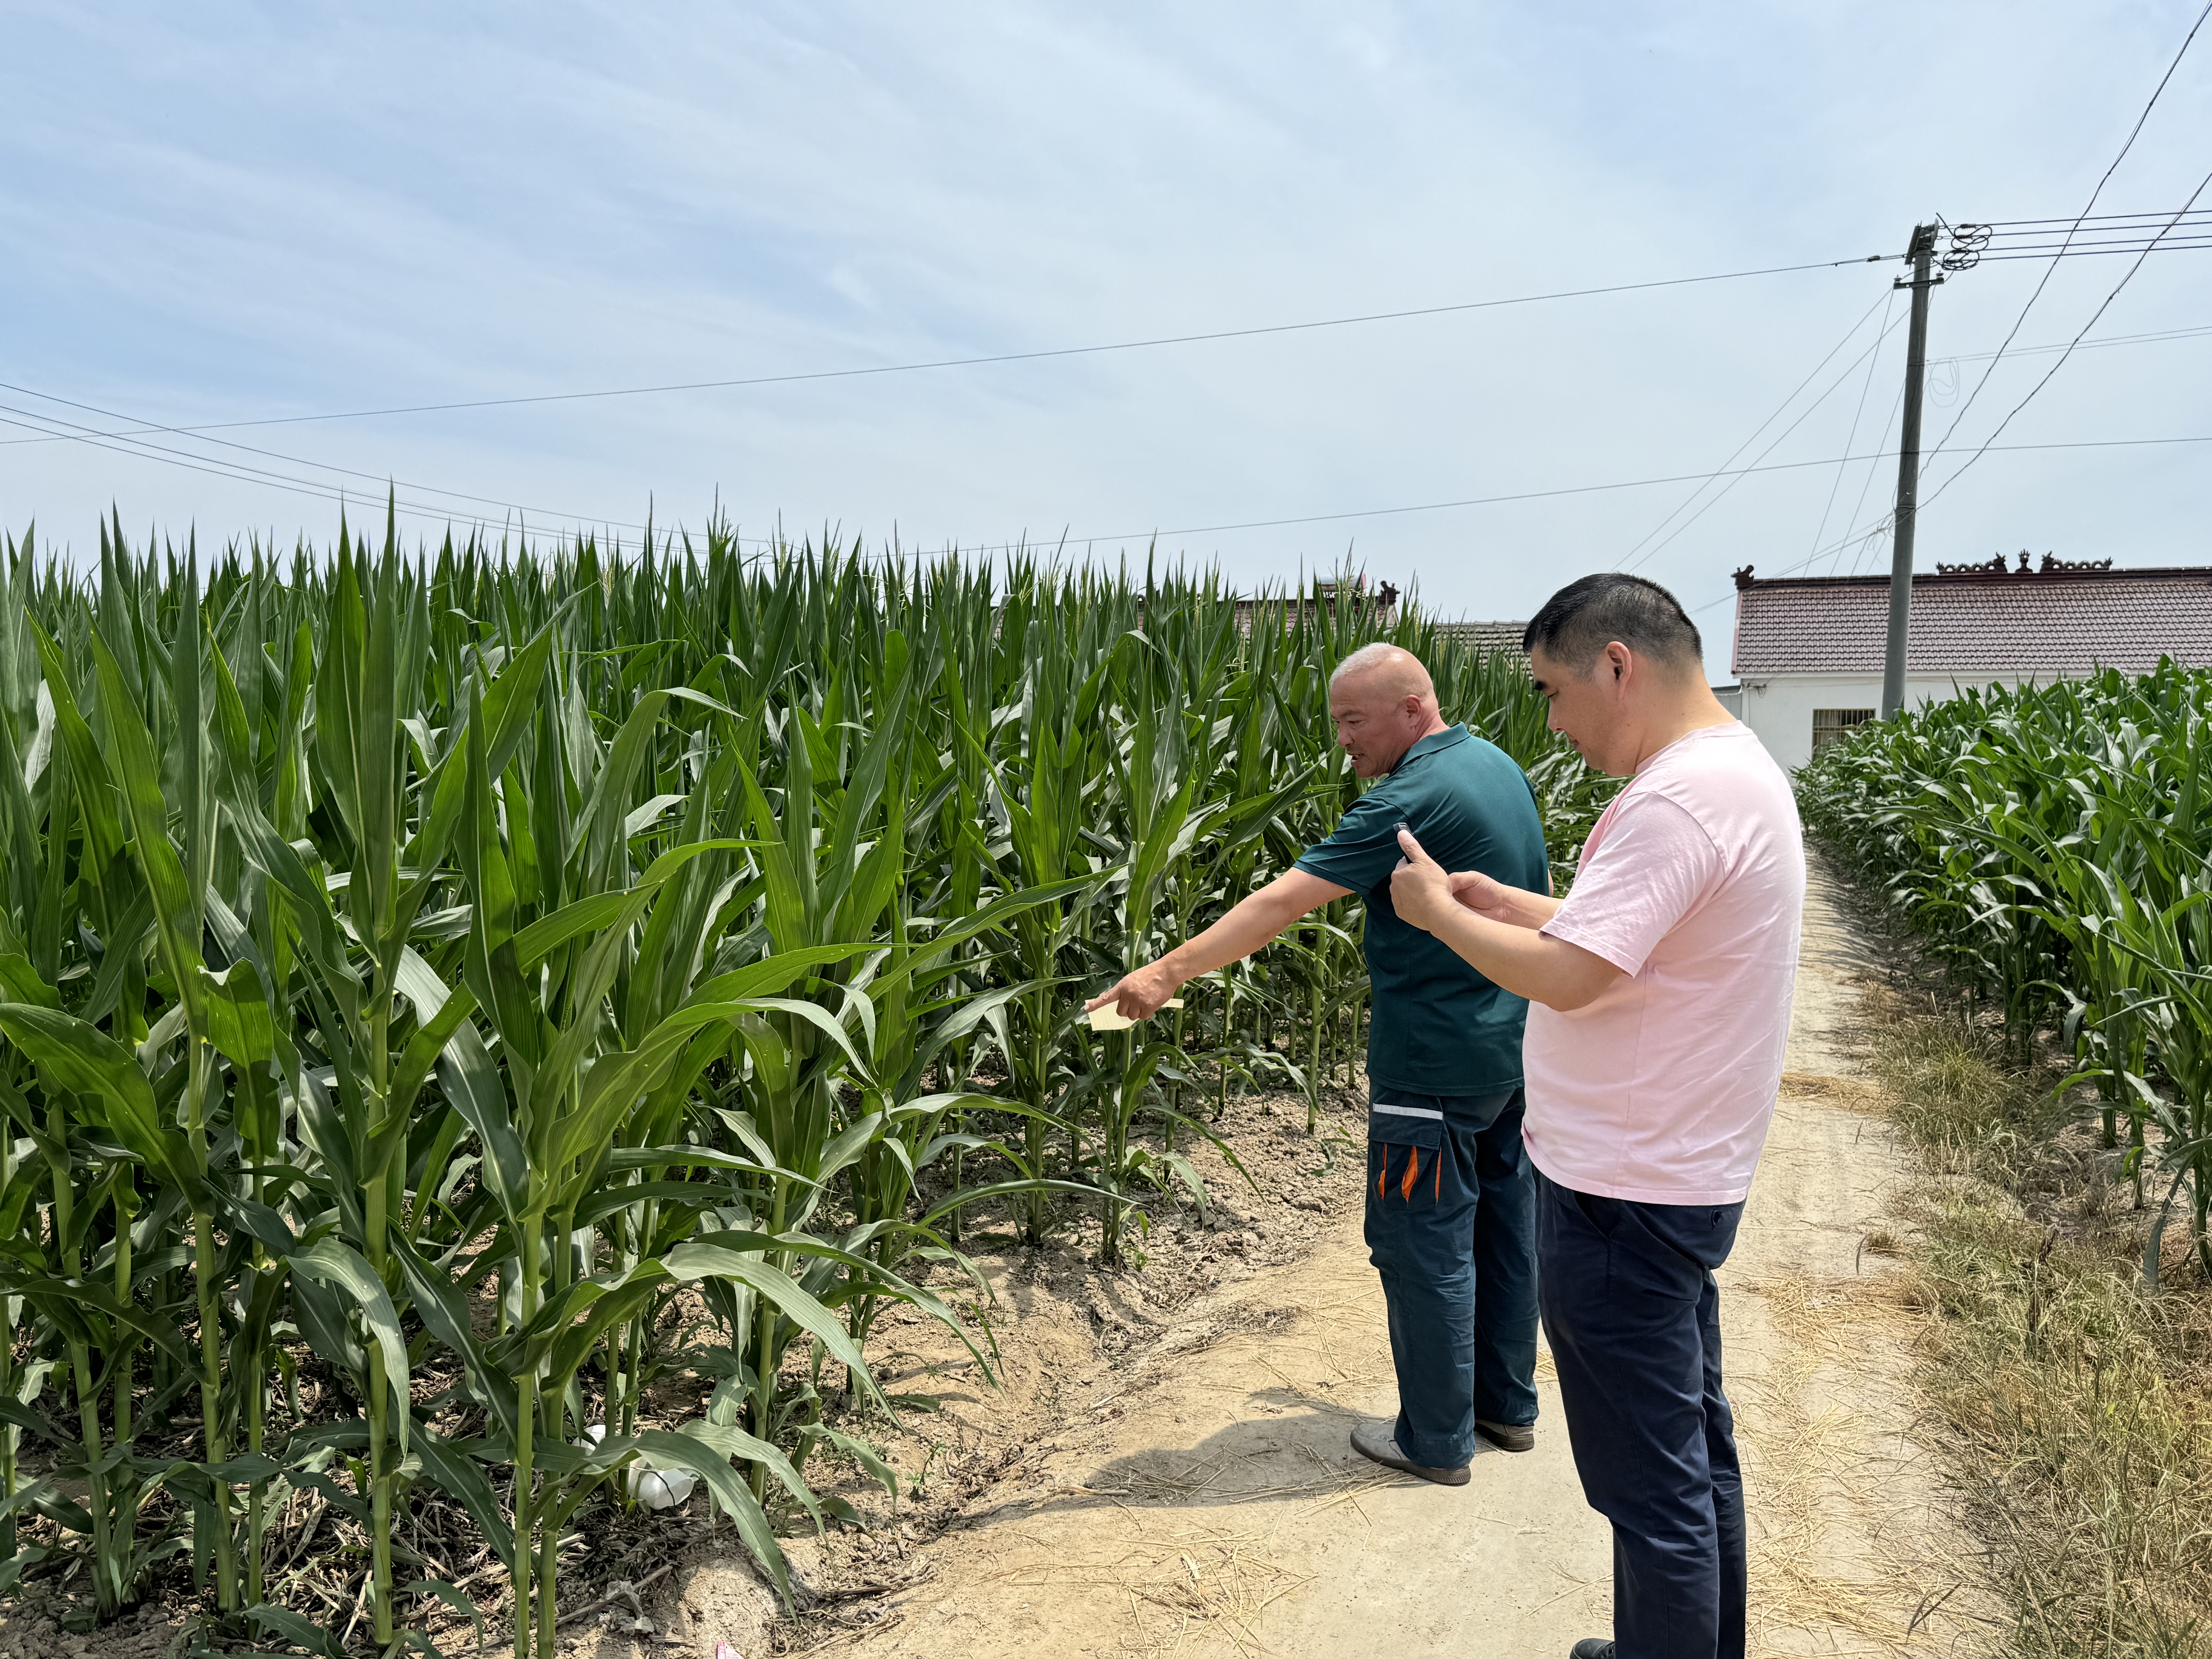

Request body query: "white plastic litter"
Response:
[629, 1465, 696, 1508]
[580, 1423, 699, 1510]
[1086, 996, 1181, 1031]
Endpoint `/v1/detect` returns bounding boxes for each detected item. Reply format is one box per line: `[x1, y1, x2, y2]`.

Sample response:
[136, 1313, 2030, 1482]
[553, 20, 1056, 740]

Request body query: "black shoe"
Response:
[1349, 1421, 1471, 1486]
[1570, 1640, 1615, 1659]
[1475, 1417, 1534, 1453]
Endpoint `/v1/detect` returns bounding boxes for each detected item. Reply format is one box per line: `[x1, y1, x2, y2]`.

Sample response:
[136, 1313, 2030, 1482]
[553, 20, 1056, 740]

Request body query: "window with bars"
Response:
[1812, 708, 1875, 750]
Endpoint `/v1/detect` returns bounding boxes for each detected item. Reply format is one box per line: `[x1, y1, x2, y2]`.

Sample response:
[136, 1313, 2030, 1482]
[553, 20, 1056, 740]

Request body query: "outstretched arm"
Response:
[1390, 829, 1620, 1012]
[1084, 867, 1352, 1020]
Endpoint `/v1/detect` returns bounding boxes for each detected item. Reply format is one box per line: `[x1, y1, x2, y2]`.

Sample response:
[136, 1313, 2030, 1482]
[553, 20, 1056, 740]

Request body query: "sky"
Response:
[2, 1, 2208, 679]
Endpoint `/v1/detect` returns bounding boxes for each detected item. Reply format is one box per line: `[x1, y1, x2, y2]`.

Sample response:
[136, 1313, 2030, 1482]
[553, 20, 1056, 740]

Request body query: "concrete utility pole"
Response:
[1881, 223, 1941, 720]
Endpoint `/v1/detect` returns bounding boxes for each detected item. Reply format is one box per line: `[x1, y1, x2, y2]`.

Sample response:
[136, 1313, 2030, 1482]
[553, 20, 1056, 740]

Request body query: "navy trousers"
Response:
[1537, 1170, 1747, 1659]
[1362, 1087, 1539, 1469]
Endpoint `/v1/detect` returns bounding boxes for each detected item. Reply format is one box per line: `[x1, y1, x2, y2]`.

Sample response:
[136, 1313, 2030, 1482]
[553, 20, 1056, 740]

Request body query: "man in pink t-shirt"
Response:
[1389, 573, 1804, 1659]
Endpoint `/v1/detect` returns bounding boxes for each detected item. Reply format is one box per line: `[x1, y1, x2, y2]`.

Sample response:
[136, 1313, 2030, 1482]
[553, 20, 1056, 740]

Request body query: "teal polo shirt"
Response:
[1293, 725, 1549, 1096]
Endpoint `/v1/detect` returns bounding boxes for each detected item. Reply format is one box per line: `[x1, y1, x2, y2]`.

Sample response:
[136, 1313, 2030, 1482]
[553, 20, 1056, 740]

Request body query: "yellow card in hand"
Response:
[1086, 997, 1182, 1031]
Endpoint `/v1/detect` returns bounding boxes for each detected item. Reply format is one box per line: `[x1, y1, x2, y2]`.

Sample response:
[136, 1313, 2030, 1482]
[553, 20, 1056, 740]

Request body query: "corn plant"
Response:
[0, 515, 1601, 1651]
[1800, 661, 2212, 1280]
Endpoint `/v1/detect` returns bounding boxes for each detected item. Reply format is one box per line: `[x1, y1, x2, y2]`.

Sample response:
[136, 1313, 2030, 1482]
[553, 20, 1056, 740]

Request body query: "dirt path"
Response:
[824, 860, 1991, 1659]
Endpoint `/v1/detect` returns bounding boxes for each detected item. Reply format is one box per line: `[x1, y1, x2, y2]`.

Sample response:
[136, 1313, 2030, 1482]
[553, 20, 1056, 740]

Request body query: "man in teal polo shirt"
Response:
[1086, 642, 1549, 1483]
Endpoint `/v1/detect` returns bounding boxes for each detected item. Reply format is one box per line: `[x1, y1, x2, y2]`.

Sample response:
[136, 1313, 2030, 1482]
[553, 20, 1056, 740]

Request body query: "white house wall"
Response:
[1738, 673, 2026, 770]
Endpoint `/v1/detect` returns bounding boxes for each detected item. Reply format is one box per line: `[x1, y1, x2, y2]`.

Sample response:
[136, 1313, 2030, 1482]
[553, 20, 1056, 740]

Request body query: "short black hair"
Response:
[1521, 573, 1702, 674]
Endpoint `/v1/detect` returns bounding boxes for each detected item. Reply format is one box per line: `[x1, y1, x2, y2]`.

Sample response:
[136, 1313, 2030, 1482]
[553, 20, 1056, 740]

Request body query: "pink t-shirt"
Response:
[1522, 721, 1805, 1206]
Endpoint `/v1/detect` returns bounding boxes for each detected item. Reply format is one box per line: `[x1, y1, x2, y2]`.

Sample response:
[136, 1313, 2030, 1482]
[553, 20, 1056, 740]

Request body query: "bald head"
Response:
[1329, 641, 1435, 703]
[1328, 644, 1447, 778]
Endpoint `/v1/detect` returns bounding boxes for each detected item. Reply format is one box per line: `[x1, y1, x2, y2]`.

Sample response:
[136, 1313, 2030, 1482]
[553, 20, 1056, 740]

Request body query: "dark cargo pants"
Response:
[1362, 1087, 1539, 1470]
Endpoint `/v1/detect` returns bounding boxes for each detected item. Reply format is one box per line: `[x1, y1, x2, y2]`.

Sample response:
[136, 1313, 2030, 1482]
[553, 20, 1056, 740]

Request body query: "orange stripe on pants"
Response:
[1400, 1147, 1420, 1200]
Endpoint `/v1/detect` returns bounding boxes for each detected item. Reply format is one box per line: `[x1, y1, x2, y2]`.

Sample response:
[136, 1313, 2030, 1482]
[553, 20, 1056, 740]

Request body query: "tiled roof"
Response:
[1731, 565, 2212, 677]
[1429, 619, 1528, 656]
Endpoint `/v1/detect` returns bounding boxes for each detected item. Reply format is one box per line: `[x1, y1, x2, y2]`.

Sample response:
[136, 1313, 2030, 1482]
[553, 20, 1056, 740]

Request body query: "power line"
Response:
[1614, 290, 1891, 572]
[1976, 208, 2212, 226]
[9, 302, 2198, 555]
[0, 254, 1887, 445]
[1927, 1, 2212, 460]
[1621, 301, 1912, 576]
[0, 382, 793, 550]
[1686, 433, 2206, 616]
[1973, 237, 2212, 259]
[1807, 287, 1899, 565]
[1939, 319, 2212, 361]
[0, 403, 511, 532]
[1974, 216, 2212, 238]
[0, 378, 668, 538]
[1832, 368, 1906, 577]
[948, 431, 2212, 557]
[749, 429, 2212, 568]
[1695, 515, 1896, 615]
[10, 226, 2204, 571]
[15, 387, 2200, 569]
[0, 400, 674, 547]
[1964, 213, 2212, 250]
[0, 407, 421, 524]
[1922, 168, 2212, 510]
[0, 248, 1886, 555]
[11, 258, 2202, 564]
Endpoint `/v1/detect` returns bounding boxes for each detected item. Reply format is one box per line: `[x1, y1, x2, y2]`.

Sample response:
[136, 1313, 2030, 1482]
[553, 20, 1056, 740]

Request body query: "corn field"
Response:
[1797, 660, 2212, 1285]
[0, 514, 1606, 1654]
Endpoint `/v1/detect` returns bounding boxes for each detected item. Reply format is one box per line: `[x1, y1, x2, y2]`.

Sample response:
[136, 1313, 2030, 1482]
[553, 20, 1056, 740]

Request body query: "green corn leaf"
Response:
[245, 1604, 350, 1659]
[5, 1271, 194, 1368]
[26, 623, 125, 874]
[437, 1019, 530, 1223]
[290, 1238, 411, 1452]
[0, 1003, 203, 1197]
[630, 1427, 794, 1606]
[0, 954, 60, 1009]
[383, 981, 480, 1136]
[194, 960, 276, 1067]
[0, 1397, 85, 1460]
[87, 634, 207, 1024]
[386, 1231, 519, 1439]
[659, 1236, 882, 1406]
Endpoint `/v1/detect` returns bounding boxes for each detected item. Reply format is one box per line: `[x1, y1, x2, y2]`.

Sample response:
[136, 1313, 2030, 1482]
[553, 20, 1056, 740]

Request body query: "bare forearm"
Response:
[1087, 868, 1350, 1020]
[1161, 874, 1332, 982]
[1483, 882, 1563, 929]
[1424, 904, 1616, 1011]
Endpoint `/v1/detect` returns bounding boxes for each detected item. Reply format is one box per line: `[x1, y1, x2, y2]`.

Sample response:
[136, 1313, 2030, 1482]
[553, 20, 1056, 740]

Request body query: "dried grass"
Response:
[1863, 994, 2212, 1659]
[992, 1515, 1314, 1659]
[1729, 1264, 1993, 1656]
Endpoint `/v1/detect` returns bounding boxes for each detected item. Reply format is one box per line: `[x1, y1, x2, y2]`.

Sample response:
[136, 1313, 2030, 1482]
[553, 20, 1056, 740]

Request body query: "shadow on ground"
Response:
[983, 1384, 1523, 1525]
